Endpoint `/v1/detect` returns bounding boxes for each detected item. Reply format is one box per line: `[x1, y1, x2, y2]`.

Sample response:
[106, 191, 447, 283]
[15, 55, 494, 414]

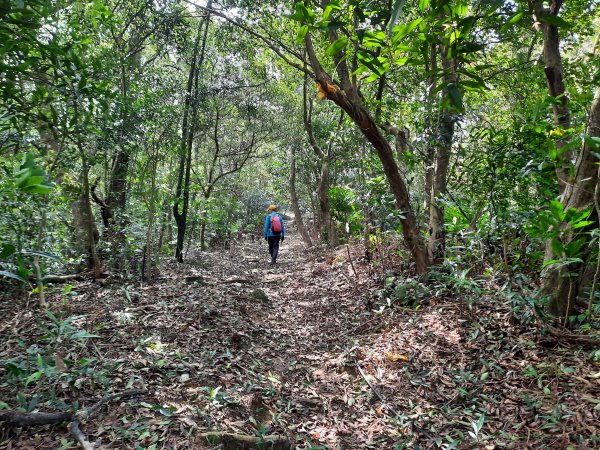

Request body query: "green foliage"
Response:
[329, 185, 363, 236]
[529, 202, 594, 264]
[376, 273, 431, 308]
[0, 153, 57, 283]
[1, 312, 104, 402]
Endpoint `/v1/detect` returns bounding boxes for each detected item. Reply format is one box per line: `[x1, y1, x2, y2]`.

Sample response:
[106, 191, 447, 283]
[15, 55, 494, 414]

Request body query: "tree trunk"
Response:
[76, 149, 102, 279]
[33, 210, 47, 307]
[200, 220, 207, 251]
[289, 145, 313, 247]
[541, 86, 600, 321]
[529, 0, 572, 195]
[173, 10, 210, 262]
[427, 117, 452, 264]
[427, 45, 456, 264]
[143, 157, 158, 281]
[423, 43, 438, 220]
[317, 158, 333, 244]
[303, 75, 336, 246]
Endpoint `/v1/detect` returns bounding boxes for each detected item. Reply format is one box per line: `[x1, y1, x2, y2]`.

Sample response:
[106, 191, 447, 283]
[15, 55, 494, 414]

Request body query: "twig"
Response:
[333, 315, 382, 339]
[68, 421, 94, 450]
[76, 389, 147, 421]
[0, 389, 147, 428]
[355, 362, 402, 418]
[346, 244, 358, 280]
[356, 363, 433, 438]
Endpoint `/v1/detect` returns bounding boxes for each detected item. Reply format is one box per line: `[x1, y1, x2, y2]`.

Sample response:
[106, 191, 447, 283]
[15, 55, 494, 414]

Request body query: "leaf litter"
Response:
[0, 230, 598, 449]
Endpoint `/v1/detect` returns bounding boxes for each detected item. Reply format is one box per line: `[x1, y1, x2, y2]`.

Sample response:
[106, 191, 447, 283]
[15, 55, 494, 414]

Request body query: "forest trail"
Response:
[1, 224, 599, 449]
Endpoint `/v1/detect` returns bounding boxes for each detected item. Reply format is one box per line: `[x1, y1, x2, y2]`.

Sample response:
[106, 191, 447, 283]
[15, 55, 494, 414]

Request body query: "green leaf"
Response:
[388, 0, 406, 34]
[0, 270, 28, 283]
[460, 79, 487, 91]
[584, 135, 600, 150]
[549, 200, 564, 219]
[565, 238, 587, 257]
[0, 244, 16, 259]
[325, 36, 348, 56]
[419, 0, 430, 12]
[296, 25, 308, 45]
[22, 183, 54, 194]
[447, 83, 463, 109]
[323, 3, 340, 20]
[316, 20, 345, 30]
[20, 153, 36, 170]
[538, 14, 572, 29]
[572, 220, 595, 229]
[500, 11, 524, 33]
[551, 238, 564, 257]
[287, 3, 315, 24]
[392, 18, 423, 45]
[25, 370, 43, 386]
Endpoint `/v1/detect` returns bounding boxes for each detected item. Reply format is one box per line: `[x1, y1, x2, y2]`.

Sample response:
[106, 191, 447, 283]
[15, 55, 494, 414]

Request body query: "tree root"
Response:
[199, 431, 291, 450]
[0, 389, 147, 448]
[539, 326, 600, 348]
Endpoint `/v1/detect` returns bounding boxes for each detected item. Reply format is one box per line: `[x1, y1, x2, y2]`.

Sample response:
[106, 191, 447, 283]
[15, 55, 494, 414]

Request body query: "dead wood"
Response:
[0, 389, 147, 428]
[68, 421, 94, 450]
[75, 389, 147, 421]
[43, 273, 87, 283]
[0, 411, 72, 427]
[26, 273, 90, 283]
[199, 431, 291, 450]
[222, 277, 253, 284]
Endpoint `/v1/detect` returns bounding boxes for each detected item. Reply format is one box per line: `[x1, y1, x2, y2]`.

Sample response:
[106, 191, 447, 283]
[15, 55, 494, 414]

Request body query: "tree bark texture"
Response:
[288, 144, 313, 247]
[423, 43, 438, 216]
[303, 75, 335, 245]
[529, 0, 571, 195]
[541, 87, 600, 321]
[427, 44, 456, 265]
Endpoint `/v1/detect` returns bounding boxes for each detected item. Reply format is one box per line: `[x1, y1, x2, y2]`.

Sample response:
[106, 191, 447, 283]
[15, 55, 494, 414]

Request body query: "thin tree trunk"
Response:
[427, 44, 456, 264]
[529, 0, 571, 195]
[289, 144, 312, 247]
[318, 158, 333, 244]
[173, 8, 211, 262]
[143, 158, 157, 281]
[303, 74, 335, 246]
[77, 146, 102, 279]
[200, 220, 207, 251]
[423, 42, 438, 217]
[33, 210, 47, 307]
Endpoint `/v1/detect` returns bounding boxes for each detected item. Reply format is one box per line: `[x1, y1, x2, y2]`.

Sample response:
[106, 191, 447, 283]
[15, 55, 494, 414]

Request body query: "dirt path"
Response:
[1, 227, 599, 449]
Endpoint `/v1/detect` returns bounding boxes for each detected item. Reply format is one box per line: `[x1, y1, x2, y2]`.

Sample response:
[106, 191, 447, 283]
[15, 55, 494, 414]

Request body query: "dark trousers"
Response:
[267, 236, 281, 263]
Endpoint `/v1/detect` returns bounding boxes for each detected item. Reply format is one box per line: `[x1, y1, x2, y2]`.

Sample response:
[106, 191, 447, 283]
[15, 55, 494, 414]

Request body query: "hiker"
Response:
[264, 204, 285, 265]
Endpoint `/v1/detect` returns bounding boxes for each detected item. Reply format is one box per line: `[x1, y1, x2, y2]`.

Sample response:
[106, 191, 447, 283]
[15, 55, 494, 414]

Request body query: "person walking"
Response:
[264, 204, 285, 265]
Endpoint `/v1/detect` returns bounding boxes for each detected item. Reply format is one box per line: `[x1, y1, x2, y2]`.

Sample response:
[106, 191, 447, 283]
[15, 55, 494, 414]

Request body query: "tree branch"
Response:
[181, 0, 314, 78]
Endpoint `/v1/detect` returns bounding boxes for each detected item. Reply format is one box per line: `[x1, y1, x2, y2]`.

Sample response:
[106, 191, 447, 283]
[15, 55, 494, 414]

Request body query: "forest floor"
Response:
[0, 226, 599, 449]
